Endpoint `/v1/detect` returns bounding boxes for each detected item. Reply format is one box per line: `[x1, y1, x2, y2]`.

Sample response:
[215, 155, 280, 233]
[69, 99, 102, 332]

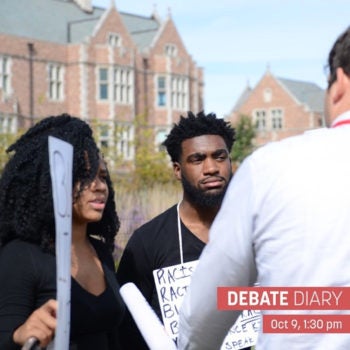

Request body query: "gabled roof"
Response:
[232, 85, 252, 112]
[277, 77, 325, 113]
[0, 0, 160, 50]
[233, 73, 325, 114]
[121, 12, 160, 51]
[0, 0, 104, 44]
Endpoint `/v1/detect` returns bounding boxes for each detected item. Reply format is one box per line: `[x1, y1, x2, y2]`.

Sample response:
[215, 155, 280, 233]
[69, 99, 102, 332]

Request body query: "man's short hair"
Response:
[162, 111, 235, 163]
[327, 26, 350, 88]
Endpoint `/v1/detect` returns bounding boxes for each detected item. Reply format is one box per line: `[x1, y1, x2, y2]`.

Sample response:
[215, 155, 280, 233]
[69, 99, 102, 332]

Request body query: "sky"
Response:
[92, 0, 350, 118]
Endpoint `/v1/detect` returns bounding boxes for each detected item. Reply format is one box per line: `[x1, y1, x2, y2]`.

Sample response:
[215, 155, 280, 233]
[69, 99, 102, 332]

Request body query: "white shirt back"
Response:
[179, 114, 350, 350]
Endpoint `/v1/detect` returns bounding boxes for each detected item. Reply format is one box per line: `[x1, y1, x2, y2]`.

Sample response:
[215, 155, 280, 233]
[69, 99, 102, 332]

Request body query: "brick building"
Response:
[228, 68, 325, 147]
[0, 0, 204, 160]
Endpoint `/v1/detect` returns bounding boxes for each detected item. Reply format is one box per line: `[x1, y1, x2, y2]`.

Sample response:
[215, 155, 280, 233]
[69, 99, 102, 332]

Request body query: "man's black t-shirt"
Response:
[118, 204, 205, 319]
[117, 204, 205, 349]
[117, 204, 252, 350]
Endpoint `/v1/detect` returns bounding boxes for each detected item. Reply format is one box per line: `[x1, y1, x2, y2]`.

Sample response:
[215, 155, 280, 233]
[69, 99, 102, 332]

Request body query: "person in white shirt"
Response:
[178, 25, 350, 350]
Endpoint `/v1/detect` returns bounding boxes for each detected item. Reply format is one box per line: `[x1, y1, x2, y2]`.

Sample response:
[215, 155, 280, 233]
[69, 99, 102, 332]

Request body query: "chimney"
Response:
[73, 0, 92, 13]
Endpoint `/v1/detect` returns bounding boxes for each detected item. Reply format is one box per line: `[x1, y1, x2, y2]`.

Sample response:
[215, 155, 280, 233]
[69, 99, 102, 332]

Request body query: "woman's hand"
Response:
[13, 299, 57, 348]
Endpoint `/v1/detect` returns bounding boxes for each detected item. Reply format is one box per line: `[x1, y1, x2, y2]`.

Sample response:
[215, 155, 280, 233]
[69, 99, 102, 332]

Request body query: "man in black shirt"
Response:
[117, 111, 250, 349]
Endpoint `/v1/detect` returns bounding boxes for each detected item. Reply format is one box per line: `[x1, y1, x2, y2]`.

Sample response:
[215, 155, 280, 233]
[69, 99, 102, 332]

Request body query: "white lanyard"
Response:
[176, 202, 184, 264]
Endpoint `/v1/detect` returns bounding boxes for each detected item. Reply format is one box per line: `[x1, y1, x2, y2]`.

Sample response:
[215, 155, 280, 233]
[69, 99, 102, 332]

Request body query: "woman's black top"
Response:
[0, 238, 125, 350]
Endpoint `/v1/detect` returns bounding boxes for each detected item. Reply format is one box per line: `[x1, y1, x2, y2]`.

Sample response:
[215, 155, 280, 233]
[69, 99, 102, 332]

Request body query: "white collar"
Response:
[331, 110, 350, 127]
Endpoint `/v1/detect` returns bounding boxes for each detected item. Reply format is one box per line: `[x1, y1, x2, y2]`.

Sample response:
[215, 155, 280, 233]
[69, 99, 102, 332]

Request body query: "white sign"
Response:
[221, 310, 260, 350]
[48, 136, 73, 350]
[153, 261, 260, 349]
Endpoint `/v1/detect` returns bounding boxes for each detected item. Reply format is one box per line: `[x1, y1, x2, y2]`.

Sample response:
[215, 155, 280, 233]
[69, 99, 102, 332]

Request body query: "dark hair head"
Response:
[162, 111, 235, 163]
[0, 113, 120, 253]
[327, 26, 350, 89]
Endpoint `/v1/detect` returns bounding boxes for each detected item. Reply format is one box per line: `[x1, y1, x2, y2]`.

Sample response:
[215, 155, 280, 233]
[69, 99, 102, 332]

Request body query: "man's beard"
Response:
[181, 173, 231, 208]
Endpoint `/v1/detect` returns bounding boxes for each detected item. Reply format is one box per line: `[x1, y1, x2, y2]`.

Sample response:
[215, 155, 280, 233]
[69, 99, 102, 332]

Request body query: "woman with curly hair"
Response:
[0, 114, 125, 349]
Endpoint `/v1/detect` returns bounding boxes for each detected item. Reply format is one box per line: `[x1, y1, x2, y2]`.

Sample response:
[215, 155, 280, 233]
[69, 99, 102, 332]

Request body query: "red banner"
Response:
[217, 287, 350, 310]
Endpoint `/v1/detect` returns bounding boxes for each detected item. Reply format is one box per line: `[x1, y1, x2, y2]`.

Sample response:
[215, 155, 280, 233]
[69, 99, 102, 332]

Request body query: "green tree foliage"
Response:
[231, 114, 256, 166]
[90, 114, 175, 190]
[133, 114, 174, 188]
[89, 118, 127, 171]
[0, 131, 22, 175]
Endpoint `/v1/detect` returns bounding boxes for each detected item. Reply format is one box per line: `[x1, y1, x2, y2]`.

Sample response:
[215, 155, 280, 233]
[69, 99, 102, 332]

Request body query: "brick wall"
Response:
[0, 6, 204, 133]
[229, 71, 323, 147]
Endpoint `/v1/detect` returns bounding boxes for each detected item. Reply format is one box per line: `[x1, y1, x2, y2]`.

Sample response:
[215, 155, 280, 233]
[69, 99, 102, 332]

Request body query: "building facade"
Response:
[228, 69, 325, 147]
[0, 0, 204, 161]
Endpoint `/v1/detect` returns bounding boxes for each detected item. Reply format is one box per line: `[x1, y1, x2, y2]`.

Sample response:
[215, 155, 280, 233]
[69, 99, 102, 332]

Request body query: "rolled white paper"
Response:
[120, 283, 177, 350]
[49, 136, 73, 350]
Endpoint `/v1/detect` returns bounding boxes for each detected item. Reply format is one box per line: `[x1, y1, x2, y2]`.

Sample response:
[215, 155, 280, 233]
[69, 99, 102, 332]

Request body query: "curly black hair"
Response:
[162, 111, 235, 163]
[327, 26, 350, 89]
[0, 113, 120, 253]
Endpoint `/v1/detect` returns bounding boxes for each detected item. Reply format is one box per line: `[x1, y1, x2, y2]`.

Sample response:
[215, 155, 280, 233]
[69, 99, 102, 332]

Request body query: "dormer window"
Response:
[108, 33, 121, 47]
[263, 88, 272, 103]
[165, 44, 177, 57]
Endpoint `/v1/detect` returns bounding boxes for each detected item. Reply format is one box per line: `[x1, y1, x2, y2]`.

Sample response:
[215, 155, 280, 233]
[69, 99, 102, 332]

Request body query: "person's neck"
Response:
[178, 199, 219, 243]
[179, 196, 219, 230]
[179, 198, 219, 228]
[72, 221, 89, 247]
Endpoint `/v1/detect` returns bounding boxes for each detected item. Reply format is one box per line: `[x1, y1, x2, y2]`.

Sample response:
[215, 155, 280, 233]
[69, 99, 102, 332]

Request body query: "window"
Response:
[98, 66, 133, 103]
[171, 76, 188, 110]
[99, 124, 110, 149]
[156, 75, 189, 109]
[116, 124, 134, 160]
[155, 129, 168, 150]
[0, 56, 10, 94]
[254, 109, 267, 131]
[48, 64, 64, 100]
[96, 123, 134, 161]
[271, 108, 283, 130]
[165, 44, 177, 57]
[263, 88, 272, 103]
[99, 68, 108, 100]
[108, 33, 121, 47]
[0, 112, 17, 134]
[157, 76, 166, 106]
[113, 67, 133, 104]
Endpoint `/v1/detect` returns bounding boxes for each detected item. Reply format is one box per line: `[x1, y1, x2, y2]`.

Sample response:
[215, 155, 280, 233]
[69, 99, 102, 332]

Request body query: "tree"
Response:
[133, 114, 174, 188]
[0, 131, 22, 175]
[88, 115, 176, 190]
[231, 114, 256, 168]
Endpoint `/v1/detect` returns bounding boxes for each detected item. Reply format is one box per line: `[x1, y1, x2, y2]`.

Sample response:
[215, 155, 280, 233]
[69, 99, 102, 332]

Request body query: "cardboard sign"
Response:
[221, 310, 260, 350]
[153, 260, 198, 342]
[153, 261, 260, 349]
[48, 136, 73, 350]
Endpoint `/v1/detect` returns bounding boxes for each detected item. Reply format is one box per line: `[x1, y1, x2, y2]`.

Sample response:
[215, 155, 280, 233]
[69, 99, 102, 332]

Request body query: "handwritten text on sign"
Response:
[153, 261, 260, 349]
